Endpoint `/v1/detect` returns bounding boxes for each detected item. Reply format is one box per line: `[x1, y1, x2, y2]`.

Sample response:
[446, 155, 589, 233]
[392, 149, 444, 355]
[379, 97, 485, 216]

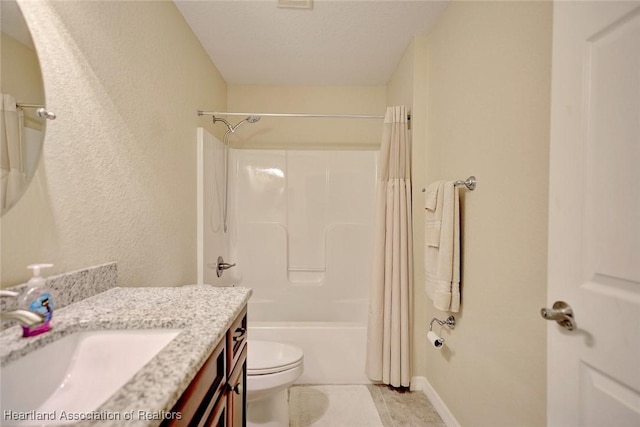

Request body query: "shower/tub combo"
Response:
[197, 122, 377, 385]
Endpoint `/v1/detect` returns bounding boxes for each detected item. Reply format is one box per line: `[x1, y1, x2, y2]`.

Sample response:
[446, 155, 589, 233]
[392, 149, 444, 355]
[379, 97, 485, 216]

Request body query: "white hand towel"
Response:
[424, 181, 461, 312]
[424, 181, 444, 247]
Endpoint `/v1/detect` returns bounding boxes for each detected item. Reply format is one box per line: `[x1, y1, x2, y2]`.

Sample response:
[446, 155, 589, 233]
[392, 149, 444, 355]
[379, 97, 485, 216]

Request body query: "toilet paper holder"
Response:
[429, 316, 456, 331]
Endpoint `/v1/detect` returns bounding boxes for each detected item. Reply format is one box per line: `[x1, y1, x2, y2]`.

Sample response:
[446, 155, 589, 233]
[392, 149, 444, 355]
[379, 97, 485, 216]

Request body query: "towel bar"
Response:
[421, 176, 476, 192]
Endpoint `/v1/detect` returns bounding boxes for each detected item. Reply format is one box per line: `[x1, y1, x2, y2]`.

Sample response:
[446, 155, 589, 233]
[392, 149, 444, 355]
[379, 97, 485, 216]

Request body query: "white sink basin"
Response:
[0, 329, 181, 425]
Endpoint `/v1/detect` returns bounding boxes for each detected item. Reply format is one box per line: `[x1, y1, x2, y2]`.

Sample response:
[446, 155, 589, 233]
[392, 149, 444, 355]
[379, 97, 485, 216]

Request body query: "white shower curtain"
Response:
[1, 93, 25, 211]
[366, 105, 413, 388]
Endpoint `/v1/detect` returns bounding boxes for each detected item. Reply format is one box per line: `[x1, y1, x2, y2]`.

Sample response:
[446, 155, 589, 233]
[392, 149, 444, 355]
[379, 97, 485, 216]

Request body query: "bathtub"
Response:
[248, 320, 369, 385]
[246, 297, 370, 384]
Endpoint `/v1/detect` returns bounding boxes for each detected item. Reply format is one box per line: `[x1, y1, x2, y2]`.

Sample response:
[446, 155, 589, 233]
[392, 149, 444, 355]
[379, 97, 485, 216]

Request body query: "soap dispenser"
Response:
[20, 263, 54, 337]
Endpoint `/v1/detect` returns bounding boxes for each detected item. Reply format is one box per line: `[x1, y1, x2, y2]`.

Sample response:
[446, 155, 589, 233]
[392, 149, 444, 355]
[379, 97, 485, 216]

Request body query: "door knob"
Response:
[541, 301, 576, 331]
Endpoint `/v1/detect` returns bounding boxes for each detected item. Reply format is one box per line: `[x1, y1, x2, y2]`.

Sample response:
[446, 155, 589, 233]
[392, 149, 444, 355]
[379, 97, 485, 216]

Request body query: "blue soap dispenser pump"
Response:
[21, 263, 54, 337]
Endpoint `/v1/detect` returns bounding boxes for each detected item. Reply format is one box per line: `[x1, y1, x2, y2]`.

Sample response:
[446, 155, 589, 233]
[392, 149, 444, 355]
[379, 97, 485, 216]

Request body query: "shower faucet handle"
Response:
[215, 256, 236, 278]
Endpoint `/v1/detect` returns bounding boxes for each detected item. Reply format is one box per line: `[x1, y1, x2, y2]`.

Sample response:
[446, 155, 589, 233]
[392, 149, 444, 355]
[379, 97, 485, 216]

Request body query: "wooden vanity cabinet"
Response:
[226, 307, 247, 427]
[163, 306, 247, 427]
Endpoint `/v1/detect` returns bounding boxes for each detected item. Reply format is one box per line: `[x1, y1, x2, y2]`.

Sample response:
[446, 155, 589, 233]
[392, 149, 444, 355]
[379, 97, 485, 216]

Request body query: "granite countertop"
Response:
[0, 285, 252, 427]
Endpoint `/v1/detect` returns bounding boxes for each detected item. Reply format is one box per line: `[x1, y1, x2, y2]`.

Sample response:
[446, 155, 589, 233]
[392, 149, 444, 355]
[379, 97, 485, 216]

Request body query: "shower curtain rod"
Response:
[16, 103, 44, 109]
[16, 103, 57, 120]
[197, 110, 410, 120]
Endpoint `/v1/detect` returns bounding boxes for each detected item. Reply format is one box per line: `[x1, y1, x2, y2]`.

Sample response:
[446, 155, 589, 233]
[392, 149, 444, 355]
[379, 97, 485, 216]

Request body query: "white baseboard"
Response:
[411, 376, 461, 427]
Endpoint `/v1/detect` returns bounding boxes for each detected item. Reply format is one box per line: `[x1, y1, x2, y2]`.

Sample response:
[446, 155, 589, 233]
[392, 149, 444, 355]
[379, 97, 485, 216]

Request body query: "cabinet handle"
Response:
[229, 382, 243, 395]
[233, 327, 246, 342]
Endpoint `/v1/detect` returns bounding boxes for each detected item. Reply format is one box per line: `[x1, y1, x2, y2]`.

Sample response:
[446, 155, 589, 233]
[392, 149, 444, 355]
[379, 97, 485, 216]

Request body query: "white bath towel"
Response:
[424, 181, 460, 312]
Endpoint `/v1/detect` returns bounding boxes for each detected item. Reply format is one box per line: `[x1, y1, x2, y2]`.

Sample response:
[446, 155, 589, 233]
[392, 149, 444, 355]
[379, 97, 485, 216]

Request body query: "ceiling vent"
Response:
[277, 0, 313, 10]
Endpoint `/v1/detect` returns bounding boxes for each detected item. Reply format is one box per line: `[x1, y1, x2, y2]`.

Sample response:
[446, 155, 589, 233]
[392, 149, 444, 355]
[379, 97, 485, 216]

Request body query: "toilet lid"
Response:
[247, 340, 304, 375]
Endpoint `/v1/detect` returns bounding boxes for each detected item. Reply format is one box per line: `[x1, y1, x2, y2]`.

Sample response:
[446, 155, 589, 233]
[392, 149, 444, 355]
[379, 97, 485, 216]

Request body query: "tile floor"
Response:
[366, 384, 446, 427]
[289, 384, 445, 427]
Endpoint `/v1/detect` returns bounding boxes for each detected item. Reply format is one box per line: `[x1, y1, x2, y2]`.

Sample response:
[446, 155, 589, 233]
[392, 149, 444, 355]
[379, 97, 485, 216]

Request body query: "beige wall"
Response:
[1, 1, 226, 287]
[227, 85, 386, 149]
[417, 2, 552, 425]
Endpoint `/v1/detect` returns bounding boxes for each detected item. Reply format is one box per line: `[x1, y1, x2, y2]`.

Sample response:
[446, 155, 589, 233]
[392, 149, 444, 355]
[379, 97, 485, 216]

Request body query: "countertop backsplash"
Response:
[1, 262, 117, 330]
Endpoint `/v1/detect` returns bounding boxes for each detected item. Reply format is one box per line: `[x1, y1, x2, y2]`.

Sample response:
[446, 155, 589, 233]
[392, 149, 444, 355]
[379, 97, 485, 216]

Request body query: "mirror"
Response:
[1, 0, 51, 215]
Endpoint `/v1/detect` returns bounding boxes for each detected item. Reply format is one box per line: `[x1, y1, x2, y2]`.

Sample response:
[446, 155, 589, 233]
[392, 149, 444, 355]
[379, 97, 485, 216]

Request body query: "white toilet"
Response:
[246, 340, 304, 427]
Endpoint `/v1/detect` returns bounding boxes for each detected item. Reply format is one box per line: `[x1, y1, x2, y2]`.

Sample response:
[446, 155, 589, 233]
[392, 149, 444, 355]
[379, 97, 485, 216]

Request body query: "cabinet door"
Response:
[164, 339, 226, 427]
[227, 307, 247, 370]
[202, 393, 227, 427]
[227, 343, 247, 427]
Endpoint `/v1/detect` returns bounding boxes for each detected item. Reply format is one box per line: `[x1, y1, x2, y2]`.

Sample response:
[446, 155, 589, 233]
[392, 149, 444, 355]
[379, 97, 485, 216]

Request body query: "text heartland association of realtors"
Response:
[2, 410, 182, 422]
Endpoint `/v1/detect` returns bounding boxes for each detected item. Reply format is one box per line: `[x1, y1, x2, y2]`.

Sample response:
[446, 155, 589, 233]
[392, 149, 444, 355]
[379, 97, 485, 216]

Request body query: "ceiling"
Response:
[174, 0, 449, 86]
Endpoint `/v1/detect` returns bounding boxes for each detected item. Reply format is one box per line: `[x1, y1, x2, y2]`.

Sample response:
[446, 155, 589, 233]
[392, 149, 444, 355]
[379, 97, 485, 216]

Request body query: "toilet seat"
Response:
[247, 340, 304, 375]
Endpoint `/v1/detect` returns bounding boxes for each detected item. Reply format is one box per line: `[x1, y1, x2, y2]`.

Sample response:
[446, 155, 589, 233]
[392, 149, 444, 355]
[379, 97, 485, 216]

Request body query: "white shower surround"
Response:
[198, 128, 377, 384]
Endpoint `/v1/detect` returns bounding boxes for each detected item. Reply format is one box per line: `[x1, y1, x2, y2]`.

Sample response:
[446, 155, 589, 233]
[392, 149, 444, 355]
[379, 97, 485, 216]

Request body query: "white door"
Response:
[547, 2, 640, 426]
